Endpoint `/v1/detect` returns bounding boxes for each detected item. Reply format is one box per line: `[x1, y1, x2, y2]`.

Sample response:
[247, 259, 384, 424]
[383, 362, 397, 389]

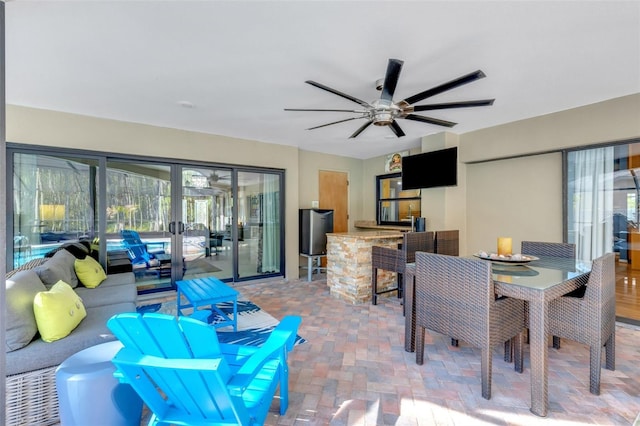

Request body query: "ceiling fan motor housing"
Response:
[372, 99, 398, 126]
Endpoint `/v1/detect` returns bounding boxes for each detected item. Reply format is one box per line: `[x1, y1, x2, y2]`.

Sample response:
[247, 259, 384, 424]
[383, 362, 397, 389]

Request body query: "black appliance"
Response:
[299, 209, 334, 255]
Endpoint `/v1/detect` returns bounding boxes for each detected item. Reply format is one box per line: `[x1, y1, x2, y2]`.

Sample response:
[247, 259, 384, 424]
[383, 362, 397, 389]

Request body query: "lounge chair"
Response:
[120, 230, 171, 276]
[107, 312, 302, 425]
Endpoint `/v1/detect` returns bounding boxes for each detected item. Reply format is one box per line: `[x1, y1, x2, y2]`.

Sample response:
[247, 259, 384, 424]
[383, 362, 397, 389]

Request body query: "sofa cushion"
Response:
[75, 277, 137, 309]
[5, 302, 136, 376]
[100, 272, 136, 288]
[5, 270, 47, 352]
[74, 256, 107, 288]
[35, 249, 79, 288]
[33, 280, 87, 342]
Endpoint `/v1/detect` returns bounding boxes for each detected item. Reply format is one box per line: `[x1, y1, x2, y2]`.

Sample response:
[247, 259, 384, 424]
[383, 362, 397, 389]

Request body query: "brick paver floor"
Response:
[235, 276, 640, 426]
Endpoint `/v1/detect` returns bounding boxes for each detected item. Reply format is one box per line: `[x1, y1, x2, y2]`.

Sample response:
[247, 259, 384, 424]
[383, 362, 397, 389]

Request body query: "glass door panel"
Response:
[181, 167, 233, 281]
[106, 161, 172, 293]
[237, 171, 282, 280]
[11, 153, 97, 269]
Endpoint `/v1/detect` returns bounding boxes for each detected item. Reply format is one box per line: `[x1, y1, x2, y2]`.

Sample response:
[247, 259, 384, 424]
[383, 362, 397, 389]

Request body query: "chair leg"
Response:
[279, 363, 289, 415]
[481, 347, 492, 400]
[589, 344, 602, 395]
[416, 327, 426, 365]
[371, 267, 378, 305]
[397, 272, 403, 299]
[513, 333, 523, 374]
[605, 332, 615, 371]
[552, 335, 561, 349]
[504, 339, 513, 363]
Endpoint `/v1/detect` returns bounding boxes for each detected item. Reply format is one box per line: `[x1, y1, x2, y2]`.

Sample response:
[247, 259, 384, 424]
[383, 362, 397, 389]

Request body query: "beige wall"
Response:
[466, 153, 563, 255]
[460, 93, 640, 163]
[7, 105, 303, 280]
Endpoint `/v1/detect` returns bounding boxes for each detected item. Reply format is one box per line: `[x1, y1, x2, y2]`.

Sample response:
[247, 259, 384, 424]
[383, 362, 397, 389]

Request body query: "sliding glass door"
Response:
[566, 141, 640, 323]
[8, 145, 285, 294]
[180, 167, 233, 282]
[180, 167, 284, 282]
[106, 160, 173, 292]
[236, 171, 282, 279]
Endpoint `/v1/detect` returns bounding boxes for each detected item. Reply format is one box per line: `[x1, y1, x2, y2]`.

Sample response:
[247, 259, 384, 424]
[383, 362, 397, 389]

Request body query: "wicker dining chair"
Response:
[524, 241, 576, 349]
[414, 252, 526, 399]
[521, 240, 575, 259]
[548, 252, 616, 395]
[434, 230, 459, 256]
[371, 231, 434, 305]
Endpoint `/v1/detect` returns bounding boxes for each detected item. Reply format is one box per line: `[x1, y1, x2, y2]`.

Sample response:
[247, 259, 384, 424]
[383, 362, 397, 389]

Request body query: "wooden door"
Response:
[319, 170, 348, 234]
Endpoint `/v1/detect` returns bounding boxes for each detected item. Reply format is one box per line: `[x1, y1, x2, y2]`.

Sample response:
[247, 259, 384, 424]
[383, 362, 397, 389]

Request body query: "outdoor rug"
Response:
[137, 299, 306, 347]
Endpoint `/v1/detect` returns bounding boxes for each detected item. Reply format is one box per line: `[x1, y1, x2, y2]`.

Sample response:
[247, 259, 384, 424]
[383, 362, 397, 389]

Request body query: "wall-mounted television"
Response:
[401, 147, 457, 190]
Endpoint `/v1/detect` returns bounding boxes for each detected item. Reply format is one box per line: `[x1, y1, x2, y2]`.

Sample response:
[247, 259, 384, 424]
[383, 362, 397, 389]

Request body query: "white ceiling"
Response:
[5, 1, 640, 159]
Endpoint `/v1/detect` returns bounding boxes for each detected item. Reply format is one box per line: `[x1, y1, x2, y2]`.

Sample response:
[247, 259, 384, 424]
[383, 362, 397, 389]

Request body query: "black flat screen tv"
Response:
[401, 147, 457, 190]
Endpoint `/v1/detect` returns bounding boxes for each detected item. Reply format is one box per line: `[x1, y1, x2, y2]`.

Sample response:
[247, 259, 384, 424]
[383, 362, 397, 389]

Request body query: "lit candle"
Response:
[497, 237, 512, 256]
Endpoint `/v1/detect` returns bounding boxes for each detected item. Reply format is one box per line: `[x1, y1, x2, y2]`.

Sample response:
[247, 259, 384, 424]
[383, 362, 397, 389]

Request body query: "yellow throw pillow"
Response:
[74, 256, 107, 288]
[33, 280, 87, 342]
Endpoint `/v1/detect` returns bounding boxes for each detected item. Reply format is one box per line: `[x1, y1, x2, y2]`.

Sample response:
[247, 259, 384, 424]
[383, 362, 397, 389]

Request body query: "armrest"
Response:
[113, 348, 230, 378]
[226, 315, 301, 396]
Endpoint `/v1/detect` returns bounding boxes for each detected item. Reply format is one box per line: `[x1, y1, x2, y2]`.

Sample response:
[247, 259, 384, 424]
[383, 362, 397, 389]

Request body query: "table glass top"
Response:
[485, 256, 591, 290]
[407, 255, 592, 291]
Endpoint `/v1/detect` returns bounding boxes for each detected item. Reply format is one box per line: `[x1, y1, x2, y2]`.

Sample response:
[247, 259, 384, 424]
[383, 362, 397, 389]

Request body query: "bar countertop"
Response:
[327, 230, 403, 240]
[354, 220, 412, 232]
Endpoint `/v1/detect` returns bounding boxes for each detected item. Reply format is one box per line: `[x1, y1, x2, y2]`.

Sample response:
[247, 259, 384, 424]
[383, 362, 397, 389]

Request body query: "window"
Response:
[376, 173, 421, 226]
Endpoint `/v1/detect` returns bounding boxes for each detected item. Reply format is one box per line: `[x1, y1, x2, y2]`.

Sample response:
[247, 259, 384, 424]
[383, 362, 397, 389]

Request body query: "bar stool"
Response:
[371, 231, 434, 305]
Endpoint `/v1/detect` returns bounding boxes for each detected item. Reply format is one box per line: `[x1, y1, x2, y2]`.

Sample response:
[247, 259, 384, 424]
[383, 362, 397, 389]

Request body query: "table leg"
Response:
[176, 288, 184, 316]
[308, 256, 313, 282]
[404, 269, 415, 352]
[528, 298, 549, 417]
[232, 297, 238, 332]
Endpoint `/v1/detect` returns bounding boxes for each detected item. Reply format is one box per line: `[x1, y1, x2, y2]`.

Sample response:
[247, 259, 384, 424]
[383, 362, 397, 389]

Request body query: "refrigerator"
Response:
[299, 209, 334, 255]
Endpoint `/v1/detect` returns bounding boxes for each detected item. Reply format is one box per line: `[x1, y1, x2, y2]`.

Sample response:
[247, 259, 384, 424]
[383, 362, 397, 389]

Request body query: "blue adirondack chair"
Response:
[120, 230, 171, 275]
[107, 312, 302, 426]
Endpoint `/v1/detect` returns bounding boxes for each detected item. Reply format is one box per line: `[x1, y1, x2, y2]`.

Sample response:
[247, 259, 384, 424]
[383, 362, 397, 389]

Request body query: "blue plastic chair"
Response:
[120, 230, 171, 275]
[107, 312, 302, 426]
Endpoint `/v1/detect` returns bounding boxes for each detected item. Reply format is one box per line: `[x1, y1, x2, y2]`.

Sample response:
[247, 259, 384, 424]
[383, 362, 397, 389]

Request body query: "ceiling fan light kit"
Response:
[285, 58, 495, 139]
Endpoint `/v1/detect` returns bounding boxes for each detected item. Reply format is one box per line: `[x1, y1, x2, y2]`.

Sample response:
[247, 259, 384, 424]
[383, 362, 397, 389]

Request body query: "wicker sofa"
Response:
[5, 245, 137, 426]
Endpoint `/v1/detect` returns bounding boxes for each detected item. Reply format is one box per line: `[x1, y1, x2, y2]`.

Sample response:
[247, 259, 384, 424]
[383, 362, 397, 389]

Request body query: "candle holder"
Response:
[497, 237, 512, 256]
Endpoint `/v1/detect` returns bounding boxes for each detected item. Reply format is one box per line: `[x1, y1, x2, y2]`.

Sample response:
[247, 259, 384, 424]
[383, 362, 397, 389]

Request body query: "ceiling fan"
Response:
[285, 58, 494, 138]
[207, 171, 231, 186]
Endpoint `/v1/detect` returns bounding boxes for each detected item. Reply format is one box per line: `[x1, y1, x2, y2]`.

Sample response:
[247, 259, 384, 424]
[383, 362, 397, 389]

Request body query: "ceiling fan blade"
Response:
[349, 120, 373, 138]
[402, 70, 487, 106]
[285, 108, 364, 113]
[389, 120, 405, 137]
[404, 114, 457, 128]
[411, 99, 495, 111]
[305, 80, 370, 107]
[380, 59, 404, 102]
[307, 116, 364, 130]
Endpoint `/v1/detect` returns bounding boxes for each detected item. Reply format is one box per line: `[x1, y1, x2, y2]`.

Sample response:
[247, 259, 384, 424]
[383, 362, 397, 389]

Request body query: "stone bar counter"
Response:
[326, 231, 403, 304]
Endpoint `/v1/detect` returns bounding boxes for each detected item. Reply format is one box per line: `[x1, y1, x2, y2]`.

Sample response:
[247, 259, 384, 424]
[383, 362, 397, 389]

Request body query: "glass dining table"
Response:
[403, 255, 592, 417]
